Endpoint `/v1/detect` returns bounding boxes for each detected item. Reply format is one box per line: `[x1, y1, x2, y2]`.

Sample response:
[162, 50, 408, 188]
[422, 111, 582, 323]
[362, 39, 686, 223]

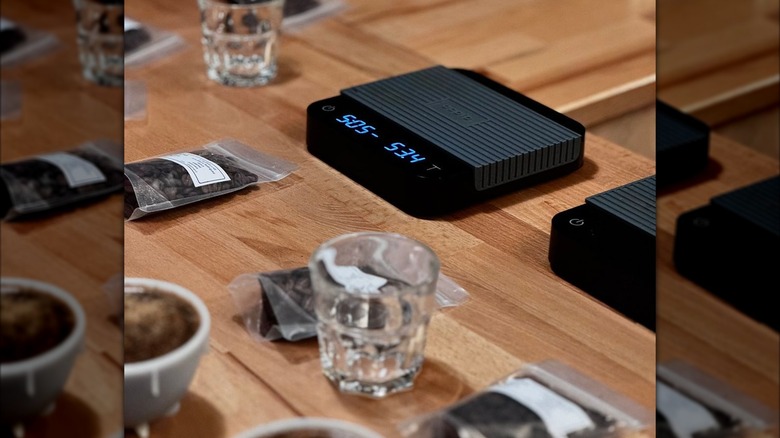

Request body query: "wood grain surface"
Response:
[657, 0, 780, 126]
[340, 0, 656, 128]
[123, 1, 656, 437]
[656, 133, 779, 416]
[0, 1, 124, 437]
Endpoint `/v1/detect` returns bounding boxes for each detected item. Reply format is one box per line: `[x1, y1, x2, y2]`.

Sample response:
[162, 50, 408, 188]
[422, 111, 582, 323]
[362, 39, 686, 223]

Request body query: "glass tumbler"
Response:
[309, 232, 440, 398]
[197, 0, 284, 87]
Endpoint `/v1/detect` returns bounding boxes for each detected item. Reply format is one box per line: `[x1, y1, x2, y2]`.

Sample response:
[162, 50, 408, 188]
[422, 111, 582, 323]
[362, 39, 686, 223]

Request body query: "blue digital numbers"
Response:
[337, 115, 426, 163]
[336, 114, 376, 136]
[385, 142, 426, 163]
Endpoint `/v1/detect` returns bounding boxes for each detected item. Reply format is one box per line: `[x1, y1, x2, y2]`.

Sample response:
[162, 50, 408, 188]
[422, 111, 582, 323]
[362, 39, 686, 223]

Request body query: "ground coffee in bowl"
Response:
[0, 289, 75, 363]
[124, 289, 200, 363]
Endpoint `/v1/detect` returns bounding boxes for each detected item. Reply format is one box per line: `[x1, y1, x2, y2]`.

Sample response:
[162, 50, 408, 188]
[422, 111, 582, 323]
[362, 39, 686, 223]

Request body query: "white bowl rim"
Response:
[0, 277, 87, 376]
[232, 417, 385, 438]
[123, 277, 211, 375]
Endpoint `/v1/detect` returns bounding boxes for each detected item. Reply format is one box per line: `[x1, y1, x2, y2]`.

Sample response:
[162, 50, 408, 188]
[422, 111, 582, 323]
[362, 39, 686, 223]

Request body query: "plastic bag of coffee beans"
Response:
[124, 17, 185, 68]
[124, 138, 296, 220]
[0, 17, 59, 67]
[657, 360, 779, 438]
[230, 267, 316, 342]
[228, 267, 469, 342]
[124, 80, 147, 122]
[0, 139, 123, 220]
[399, 360, 653, 438]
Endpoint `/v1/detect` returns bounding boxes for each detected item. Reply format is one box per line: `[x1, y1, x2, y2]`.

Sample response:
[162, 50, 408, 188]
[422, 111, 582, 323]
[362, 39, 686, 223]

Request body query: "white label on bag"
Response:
[1, 18, 17, 32]
[319, 248, 388, 294]
[124, 17, 143, 31]
[160, 152, 231, 187]
[490, 378, 595, 438]
[37, 152, 106, 188]
[657, 381, 720, 438]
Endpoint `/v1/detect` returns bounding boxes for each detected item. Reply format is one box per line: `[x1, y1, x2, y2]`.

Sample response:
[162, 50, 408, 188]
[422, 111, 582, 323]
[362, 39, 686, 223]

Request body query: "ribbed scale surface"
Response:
[657, 108, 704, 152]
[586, 175, 656, 237]
[342, 66, 582, 190]
[712, 176, 779, 238]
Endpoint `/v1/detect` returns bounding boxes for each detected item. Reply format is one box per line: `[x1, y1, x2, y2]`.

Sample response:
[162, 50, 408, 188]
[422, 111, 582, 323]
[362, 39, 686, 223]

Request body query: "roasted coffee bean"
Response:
[241, 10, 260, 32]
[124, 149, 260, 219]
[98, 12, 111, 33]
[224, 12, 235, 33]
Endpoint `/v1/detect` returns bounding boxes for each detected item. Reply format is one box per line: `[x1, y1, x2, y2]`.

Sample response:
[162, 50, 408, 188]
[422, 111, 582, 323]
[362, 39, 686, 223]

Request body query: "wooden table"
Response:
[0, 1, 124, 437]
[656, 133, 779, 422]
[124, 1, 656, 437]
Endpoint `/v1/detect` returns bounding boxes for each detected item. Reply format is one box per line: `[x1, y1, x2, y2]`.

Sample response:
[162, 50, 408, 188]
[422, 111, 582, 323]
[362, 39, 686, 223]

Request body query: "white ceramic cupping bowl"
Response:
[0, 277, 86, 425]
[233, 418, 384, 438]
[123, 277, 211, 429]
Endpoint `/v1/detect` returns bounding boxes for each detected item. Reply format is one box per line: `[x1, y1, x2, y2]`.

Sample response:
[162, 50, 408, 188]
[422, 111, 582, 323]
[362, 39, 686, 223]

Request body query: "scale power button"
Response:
[322, 105, 335, 112]
[569, 218, 585, 227]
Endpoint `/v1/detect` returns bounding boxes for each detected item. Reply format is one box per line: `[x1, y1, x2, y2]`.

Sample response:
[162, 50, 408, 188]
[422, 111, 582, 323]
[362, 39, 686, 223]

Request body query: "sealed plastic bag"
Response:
[0, 139, 123, 220]
[0, 80, 21, 121]
[124, 138, 297, 220]
[124, 17, 186, 68]
[229, 267, 469, 342]
[399, 360, 653, 438]
[282, 0, 346, 31]
[124, 80, 147, 121]
[657, 360, 779, 438]
[0, 17, 59, 67]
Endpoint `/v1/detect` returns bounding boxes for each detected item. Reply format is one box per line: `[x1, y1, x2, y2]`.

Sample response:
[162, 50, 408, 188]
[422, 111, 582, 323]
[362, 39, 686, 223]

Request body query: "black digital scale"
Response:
[549, 175, 656, 331]
[674, 176, 779, 331]
[307, 66, 585, 217]
[657, 100, 710, 187]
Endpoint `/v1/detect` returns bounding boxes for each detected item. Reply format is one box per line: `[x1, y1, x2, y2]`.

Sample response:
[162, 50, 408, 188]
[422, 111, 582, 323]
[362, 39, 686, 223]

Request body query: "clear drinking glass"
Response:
[309, 232, 440, 398]
[197, 0, 284, 87]
[73, 0, 124, 86]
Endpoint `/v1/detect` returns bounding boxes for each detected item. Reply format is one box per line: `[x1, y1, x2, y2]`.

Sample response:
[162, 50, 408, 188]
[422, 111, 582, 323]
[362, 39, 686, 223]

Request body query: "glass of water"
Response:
[197, 0, 284, 87]
[73, 0, 124, 86]
[309, 232, 440, 398]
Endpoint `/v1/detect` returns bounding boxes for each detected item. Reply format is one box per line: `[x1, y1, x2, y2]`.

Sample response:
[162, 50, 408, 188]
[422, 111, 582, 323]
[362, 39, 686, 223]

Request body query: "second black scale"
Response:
[307, 66, 586, 217]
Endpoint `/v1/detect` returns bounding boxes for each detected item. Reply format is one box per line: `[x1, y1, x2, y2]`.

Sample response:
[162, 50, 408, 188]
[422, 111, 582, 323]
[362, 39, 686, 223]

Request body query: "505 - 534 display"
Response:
[335, 114, 428, 164]
[307, 65, 586, 217]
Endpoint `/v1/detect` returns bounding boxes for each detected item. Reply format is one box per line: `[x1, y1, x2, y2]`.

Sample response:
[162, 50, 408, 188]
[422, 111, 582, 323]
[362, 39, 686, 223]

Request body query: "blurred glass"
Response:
[73, 0, 124, 86]
[197, 0, 285, 87]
